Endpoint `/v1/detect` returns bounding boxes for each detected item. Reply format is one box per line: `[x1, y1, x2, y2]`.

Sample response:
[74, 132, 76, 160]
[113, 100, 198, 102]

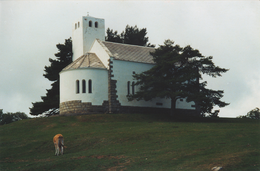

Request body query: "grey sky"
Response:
[0, 1, 259, 117]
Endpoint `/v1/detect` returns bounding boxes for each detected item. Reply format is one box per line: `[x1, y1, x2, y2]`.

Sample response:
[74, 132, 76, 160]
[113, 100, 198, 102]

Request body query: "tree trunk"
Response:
[170, 98, 177, 117]
[195, 101, 202, 116]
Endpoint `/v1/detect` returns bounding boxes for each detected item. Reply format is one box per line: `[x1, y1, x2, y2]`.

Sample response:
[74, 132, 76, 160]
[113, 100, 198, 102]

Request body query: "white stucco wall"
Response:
[112, 59, 195, 110]
[176, 98, 195, 110]
[72, 18, 84, 61]
[72, 16, 105, 61]
[60, 68, 108, 105]
[89, 40, 110, 69]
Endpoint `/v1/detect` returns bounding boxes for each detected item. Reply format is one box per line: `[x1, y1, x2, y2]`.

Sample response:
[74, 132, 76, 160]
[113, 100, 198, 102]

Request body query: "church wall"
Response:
[89, 40, 110, 68]
[176, 98, 195, 110]
[72, 18, 84, 61]
[112, 59, 195, 110]
[112, 59, 170, 108]
[60, 68, 108, 105]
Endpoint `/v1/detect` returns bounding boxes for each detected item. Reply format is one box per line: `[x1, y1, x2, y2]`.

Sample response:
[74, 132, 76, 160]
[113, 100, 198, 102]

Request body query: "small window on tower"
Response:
[89, 21, 92, 27]
[75, 23, 77, 29]
[78, 22, 80, 28]
[95, 22, 98, 28]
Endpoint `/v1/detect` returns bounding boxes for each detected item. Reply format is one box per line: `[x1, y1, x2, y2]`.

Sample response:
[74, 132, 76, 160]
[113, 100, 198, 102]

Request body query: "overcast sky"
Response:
[0, 1, 259, 118]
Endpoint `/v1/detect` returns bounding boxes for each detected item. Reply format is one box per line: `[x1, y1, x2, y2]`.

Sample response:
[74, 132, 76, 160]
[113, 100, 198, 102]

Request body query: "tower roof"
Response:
[62, 52, 106, 71]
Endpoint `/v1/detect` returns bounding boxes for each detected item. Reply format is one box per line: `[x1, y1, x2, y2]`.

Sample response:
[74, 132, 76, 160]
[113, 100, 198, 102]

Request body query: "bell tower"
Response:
[72, 15, 105, 61]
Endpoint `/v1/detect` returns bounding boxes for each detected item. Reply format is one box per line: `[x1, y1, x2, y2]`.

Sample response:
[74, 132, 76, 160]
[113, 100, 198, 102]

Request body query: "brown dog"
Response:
[53, 134, 64, 156]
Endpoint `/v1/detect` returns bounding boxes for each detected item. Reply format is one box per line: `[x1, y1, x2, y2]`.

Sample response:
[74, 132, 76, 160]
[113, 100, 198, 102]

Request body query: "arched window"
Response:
[88, 79, 92, 93]
[132, 82, 135, 95]
[76, 80, 80, 94]
[75, 23, 77, 29]
[95, 22, 98, 28]
[82, 80, 86, 93]
[78, 22, 80, 28]
[89, 21, 92, 27]
[127, 81, 130, 95]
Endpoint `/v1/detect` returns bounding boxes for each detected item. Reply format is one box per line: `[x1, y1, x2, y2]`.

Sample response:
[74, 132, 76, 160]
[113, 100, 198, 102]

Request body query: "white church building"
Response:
[59, 15, 196, 116]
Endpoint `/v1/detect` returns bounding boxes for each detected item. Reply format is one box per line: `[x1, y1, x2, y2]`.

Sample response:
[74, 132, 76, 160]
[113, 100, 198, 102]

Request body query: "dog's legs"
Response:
[59, 138, 64, 155]
[55, 144, 59, 156]
[56, 148, 59, 156]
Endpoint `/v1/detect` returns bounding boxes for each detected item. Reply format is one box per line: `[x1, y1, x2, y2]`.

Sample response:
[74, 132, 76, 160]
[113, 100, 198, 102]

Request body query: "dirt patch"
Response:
[90, 155, 127, 160]
[107, 165, 127, 171]
[42, 123, 57, 131]
[2, 158, 29, 163]
[70, 156, 87, 160]
[71, 123, 79, 126]
[33, 158, 53, 162]
[89, 155, 131, 171]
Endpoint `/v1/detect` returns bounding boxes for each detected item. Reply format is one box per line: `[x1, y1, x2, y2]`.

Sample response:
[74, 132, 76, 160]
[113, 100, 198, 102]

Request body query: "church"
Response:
[59, 15, 196, 116]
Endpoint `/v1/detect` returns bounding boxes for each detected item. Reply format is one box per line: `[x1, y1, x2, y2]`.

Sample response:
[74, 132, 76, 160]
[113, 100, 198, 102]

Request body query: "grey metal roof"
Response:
[62, 52, 106, 71]
[99, 40, 155, 64]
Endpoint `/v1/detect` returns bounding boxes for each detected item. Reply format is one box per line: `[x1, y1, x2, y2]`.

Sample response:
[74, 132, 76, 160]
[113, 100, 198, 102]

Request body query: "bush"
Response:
[237, 107, 260, 119]
[0, 111, 29, 125]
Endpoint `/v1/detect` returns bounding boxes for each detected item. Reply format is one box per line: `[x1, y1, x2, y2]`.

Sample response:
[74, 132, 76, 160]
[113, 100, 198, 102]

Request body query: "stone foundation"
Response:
[60, 100, 109, 115]
[59, 100, 198, 116]
[119, 106, 198, 116]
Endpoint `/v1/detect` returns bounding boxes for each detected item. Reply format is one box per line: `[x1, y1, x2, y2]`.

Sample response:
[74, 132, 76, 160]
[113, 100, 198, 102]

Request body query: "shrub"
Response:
[0, 111, 29, 125]
[237, 107, 260, 119]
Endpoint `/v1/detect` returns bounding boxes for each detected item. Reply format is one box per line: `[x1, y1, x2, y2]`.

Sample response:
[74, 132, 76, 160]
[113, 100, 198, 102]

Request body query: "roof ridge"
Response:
[61, 53, 106, 72]
[63, 56, 82, 70]
[78, 54, 87, 67]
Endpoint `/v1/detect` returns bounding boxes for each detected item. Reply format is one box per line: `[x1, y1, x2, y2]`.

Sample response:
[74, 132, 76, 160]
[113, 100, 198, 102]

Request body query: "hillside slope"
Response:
[0, 114, 259, 171]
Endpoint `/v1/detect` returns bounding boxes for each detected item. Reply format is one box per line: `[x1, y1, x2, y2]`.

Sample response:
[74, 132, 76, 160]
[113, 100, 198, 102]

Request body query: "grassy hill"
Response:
[0, 113, 259, 171]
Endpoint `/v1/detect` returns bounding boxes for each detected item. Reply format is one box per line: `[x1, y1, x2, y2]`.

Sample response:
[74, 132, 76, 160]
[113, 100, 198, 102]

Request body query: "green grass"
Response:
[0, 113, 259, 171]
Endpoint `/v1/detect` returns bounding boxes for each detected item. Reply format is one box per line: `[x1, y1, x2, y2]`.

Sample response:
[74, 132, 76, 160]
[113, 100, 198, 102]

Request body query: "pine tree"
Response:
[128, 40, 229, 117]
[106, 25, 155, 47]
[30, 38, 72, 116]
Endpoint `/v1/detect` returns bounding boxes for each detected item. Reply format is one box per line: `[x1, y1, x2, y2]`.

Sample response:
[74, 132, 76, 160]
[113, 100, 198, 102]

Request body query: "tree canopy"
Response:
[237, 107, 260, 119]
[106, 25, 155, 47]
[128, 40, 229, 117]
[30, 38, 72, 116]
[0, 111, 29, 125]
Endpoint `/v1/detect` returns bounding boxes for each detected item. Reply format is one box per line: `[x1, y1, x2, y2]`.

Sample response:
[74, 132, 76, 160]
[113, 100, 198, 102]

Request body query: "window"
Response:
[78, 22, 80, 28]
[88, 79, 92, 93]
[95, 21, 98, 28]
[89, 21, 92, 27]
[156, 103, 163, 106]
[132, 82, 135, 95]
[76, 80, 80, 94]
[75, 23, 77, 29]
[82, 80, 86, 93]
[127, 81, 130, 95]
